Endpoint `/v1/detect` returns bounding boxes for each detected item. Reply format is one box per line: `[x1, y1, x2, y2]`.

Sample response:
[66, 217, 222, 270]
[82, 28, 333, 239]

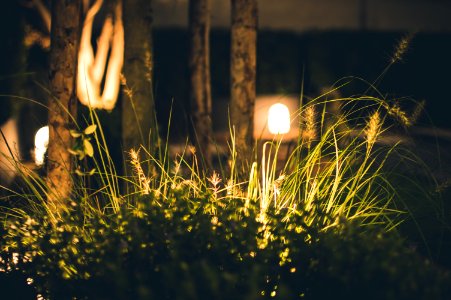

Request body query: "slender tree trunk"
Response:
[47, 0, 81, 210]
[189, 0, 212, 167]
[230, 0, 258, 177]
[122, 0, 158, 158]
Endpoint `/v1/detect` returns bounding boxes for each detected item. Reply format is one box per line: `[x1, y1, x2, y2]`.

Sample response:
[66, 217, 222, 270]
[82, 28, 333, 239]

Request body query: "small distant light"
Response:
[34, 126, 49, 166]
[268, 103, 290, 134]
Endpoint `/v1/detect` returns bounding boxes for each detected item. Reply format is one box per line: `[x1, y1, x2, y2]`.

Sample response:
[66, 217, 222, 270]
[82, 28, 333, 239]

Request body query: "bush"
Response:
[1, 192, 450, 299]
[1, 93, 448, 299]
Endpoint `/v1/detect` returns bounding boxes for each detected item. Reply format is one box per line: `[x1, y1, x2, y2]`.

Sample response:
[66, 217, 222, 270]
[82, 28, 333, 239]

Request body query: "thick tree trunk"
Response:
[230, 0, 258, 177]
[122, 0, 158, 158]
[189, 0, 212, 166]
[47, 0, 81, 210]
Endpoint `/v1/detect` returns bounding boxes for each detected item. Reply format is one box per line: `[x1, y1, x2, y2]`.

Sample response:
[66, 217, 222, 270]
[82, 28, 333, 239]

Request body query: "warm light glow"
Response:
[268, 103, 290, 134]
[34, 126, 49, 166]
[0, 118, 20, 184]
[77, 0, 124, 111]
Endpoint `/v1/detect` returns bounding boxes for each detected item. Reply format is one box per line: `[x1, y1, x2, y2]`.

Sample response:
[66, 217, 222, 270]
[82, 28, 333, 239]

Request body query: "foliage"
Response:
[68, 124, 97, 161]
[1, 193, 450, 299]
[0, 94, 449, 299]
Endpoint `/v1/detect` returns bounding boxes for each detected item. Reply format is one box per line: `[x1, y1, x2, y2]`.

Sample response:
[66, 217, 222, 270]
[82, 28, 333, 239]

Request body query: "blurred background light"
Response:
[34, 126, 49, 166]
[268, 103, 291, 134]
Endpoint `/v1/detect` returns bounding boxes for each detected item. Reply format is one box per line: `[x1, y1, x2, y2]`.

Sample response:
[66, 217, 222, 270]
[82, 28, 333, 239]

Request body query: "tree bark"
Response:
[230, 0, 258, 177]
[122, 0, 158, 158]
[189, 0, 212, 167]
[47, 0, 81, 210]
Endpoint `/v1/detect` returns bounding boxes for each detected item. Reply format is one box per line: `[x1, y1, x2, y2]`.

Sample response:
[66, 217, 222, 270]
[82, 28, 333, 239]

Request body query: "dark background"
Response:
[153, 29, 451, 136]
[1, 1, 451, 157]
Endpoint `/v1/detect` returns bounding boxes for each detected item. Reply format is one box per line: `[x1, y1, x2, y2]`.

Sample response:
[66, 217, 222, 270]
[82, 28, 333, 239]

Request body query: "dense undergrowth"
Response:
[1, 195, 450, 299]
[1, 91, 450, 299]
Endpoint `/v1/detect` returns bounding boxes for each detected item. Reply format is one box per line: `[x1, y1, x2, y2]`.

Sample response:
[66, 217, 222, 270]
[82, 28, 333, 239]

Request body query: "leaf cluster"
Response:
[1, 192, 449, 300]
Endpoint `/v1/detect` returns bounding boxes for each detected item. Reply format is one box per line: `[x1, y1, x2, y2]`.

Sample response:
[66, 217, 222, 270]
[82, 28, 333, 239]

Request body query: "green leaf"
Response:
[83, 124, 97, 135]
[78, 150, 85, 160]
[75, 169, 84, 176]
[75, 168, 96, 176]
[83, 139, 94, 157]
[70, 130, 82, 138]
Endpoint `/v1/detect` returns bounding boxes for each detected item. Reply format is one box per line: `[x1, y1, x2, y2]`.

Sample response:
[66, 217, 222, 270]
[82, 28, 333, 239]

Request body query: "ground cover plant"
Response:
[1, 90, 450, 299]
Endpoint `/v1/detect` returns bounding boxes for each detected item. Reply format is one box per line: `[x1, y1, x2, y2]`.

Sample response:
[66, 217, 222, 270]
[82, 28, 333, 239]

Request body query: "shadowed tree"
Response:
[46, 0, 81, 209]
[24, 0, 124, 113]
[230, 0, 258, 177]
[122, 0, 158, 163]
[189, 0, 212, 167]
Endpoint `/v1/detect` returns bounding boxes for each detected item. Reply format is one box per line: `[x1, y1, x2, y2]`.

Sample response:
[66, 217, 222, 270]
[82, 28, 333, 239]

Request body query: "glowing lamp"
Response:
[34, 126, 49, 166]
[267, 103, 290, 134]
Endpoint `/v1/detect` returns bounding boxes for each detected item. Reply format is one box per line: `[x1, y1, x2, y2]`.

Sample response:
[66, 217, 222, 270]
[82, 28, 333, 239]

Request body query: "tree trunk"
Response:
[230, 0, 258, 177]
[189, 0, 212, 167]
[122, 0, 158, 159]
[47, 0, 81, 210]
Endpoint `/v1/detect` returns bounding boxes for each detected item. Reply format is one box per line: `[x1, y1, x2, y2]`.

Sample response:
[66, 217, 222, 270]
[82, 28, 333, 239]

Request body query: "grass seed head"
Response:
[144, 47, 152, 82]
[391, 33, 414, 64]
[129, 149, 150, 195]
[121, 74, 134, 99]
[365, 111, 382, 147]
[410, 100, 425, 125]
[302, 105, 317, 147]
[388, 102, 411, 127]
[208, 171, 222, 188]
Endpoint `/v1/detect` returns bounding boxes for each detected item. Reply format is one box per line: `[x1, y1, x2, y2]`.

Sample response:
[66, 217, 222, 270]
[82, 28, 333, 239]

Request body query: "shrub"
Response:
[1, 95, 448, 299]
[1, 192, 450, 299]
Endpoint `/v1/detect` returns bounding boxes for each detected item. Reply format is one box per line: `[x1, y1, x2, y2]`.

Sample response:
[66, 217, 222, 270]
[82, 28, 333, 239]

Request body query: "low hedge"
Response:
[1, 194, 450, 299]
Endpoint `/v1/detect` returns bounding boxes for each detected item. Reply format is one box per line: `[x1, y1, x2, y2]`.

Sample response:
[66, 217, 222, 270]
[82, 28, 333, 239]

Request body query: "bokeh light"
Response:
[34, 126, 49, 166]
[268, 103, 290, 134]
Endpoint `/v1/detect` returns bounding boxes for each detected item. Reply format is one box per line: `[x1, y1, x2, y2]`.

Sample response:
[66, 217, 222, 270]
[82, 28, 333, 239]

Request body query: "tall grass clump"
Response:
[0, 90, 450, 299]
[279, 103, 398, 230]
